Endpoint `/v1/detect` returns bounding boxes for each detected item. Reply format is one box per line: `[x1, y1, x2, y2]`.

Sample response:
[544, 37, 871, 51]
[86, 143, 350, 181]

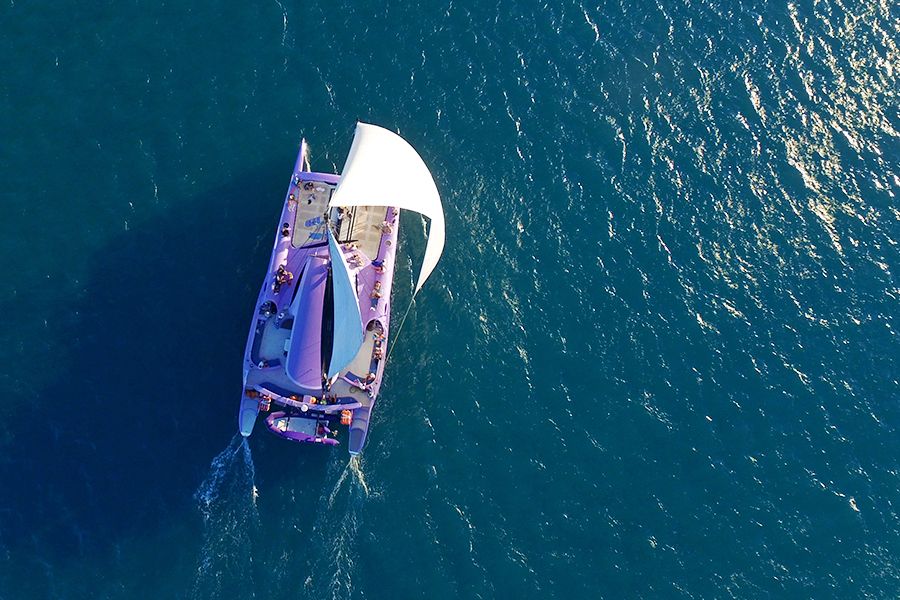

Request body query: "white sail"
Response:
[329, 122, 445, 294]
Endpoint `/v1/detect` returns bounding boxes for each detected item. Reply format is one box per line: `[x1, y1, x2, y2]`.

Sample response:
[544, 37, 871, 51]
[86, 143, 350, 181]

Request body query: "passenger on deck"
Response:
[276, 265, 292, 282]
[303, 181, 314, 191]
[381, 221, 393, 234]
[274, 265, 293, 292]
[373, 345, 383, 360]
[281, 222, 290, 237]
[369, 281, 382, 305]
[371, 259, 385, 273]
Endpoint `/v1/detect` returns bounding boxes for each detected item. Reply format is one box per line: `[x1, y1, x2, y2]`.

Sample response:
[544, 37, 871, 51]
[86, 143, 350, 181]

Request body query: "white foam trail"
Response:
[303, 456, 374, 600]
[348, 456, 370, 497]
[326, 461, 352, 509]
[195, 435, 241, 521]
[191, 435, 259, 600]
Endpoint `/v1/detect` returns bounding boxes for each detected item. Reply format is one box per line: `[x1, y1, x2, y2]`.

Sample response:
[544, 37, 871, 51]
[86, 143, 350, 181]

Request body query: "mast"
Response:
[320, 221, 334, 399]
[323, 211, 365, 382]
[321, 211, 335, 399]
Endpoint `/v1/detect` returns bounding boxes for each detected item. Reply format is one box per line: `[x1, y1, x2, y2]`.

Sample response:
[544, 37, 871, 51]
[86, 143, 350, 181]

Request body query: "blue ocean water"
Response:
[1, 0, 898, 597]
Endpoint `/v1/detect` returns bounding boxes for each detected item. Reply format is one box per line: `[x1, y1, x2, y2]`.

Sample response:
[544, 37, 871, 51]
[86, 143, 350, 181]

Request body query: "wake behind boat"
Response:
[237, 123, 444, 455]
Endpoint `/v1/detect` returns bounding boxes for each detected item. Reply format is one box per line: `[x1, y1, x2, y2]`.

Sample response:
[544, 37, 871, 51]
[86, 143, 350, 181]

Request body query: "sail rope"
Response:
[385, 295, 415, 363]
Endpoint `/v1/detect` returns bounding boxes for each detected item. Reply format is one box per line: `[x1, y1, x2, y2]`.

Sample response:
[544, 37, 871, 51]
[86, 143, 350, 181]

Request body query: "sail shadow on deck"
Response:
[191, 434, 259, 600]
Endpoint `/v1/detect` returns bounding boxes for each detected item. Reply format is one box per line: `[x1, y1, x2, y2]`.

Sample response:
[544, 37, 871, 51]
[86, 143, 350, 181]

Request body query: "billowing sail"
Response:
[326, 228, 364, 378]
[329, 122, 445, 294]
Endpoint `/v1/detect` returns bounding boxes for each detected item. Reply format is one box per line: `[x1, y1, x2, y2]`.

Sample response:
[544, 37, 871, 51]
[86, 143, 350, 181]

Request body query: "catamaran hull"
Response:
[237, 123, 444, 455]
[237, 141, 398, 454]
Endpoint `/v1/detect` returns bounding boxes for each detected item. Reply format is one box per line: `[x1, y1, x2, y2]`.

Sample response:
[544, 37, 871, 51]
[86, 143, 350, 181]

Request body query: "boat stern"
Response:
[238, 394, 260, 437]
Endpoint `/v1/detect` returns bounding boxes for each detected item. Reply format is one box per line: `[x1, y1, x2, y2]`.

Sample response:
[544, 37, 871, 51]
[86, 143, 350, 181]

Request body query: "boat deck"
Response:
[291, 181, 332, 248]
[241, 155, 400, 451]
[328, 326, 383, 404]
[258, 317, 290, 360]
[247, 202, 395, 405]
[338, 205, 385, 261]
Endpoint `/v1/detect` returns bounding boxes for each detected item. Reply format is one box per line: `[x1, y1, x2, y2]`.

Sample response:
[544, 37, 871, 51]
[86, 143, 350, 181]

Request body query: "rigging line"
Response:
[385, 295, 415, 364]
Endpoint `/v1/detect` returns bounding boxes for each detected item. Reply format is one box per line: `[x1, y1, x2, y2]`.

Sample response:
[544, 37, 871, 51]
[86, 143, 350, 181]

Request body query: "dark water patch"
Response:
[0, 165, 287, 597]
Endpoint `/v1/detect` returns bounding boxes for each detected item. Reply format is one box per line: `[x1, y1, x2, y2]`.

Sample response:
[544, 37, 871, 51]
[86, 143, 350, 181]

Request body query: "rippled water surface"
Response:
[1, 0, 898, 597]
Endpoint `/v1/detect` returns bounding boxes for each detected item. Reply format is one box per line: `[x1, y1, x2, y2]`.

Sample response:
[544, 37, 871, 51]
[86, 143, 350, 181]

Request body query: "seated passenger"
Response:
[273, 265, 293, 293]
[369, 281, 382, 309]
[276, 265, 293, 285]
[365, 373, 377, 398]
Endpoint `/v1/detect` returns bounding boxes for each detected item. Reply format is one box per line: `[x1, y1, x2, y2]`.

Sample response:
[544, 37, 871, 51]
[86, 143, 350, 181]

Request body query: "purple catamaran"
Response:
[237, 123, 445, 455]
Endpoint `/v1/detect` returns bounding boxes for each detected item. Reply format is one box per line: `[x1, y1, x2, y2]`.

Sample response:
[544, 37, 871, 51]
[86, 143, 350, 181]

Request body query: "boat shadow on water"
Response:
[0, 164, 339, 597]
